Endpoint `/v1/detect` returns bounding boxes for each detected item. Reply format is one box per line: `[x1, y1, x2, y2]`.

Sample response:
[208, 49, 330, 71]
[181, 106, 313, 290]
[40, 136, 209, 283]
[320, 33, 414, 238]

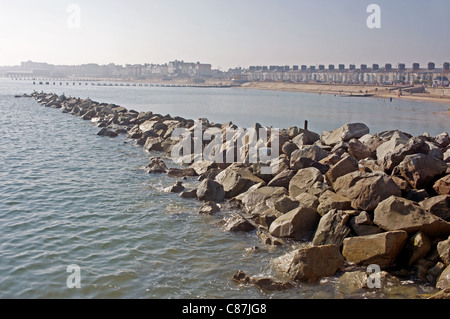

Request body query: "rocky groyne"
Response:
[23, 91, 450, 298]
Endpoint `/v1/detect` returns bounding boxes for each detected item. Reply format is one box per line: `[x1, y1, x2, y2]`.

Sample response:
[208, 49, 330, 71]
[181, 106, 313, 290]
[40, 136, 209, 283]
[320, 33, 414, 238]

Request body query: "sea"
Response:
[0, 77, 447, 299]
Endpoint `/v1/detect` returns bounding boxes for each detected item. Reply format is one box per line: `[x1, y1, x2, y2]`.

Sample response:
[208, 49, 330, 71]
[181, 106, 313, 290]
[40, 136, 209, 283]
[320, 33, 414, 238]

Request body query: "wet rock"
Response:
[164, 181, 185, 193]
[312, 209, 351, 247]
[196, 178, 225, 203]
[179, 189, 198, 199]
[433, 175, 450, 196]
[257, 228, 284, 247]
[397, 154, 447, 190]
[145, 157, 168, 174]
[232, 271, 294, 292]
[97, 127, 118, 137]
[289, 167, 324, 198]
[167, 168, 198, 178]
[269, 206, 320, 241]
[342, 231, 408, 268]
[289, 145, 328, 171]
[321, 123, 370, 147]
[325, 156, 359, 186]
[428, 287, 450, 299]
[436, 265, 450, 290]
[199, 201, 221, 215]
[272, 245, 344, 283]
[334, 171, 401, 211]
[373, 196, 450, 238]
[224, 214, 256, 232]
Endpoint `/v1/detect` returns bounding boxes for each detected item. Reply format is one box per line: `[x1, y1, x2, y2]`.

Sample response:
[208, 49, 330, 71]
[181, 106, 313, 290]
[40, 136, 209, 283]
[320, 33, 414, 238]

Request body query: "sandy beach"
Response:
[240, 81, 450, 105]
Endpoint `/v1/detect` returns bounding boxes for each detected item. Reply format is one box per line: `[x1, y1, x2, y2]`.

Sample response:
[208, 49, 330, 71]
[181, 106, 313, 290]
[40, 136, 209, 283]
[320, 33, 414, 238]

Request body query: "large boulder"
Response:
[348, 211, 383, 236]
[269, 206, 321, 241]
[378, 137, 426, 172]
[223, 213, 256, 232]
[375, 131, 410, 160]
[292, 130, 320, 147]
[196, 178, 225, 203]
[317, 190, 352, 216]
[396, 154, 447, 190]
[272, 245, 344, 282]
[433, 175, 450, 196]
[347, 138, 374, 160]
[436, 265, 450, 290]
[312, 209, 351, 247]
[342, 231, 408, 268]
[333, 171, 402, 211]
[267, 169, 296, 188]
[321, 123, 370, 147]
[325, 156, 359, 186]
[215, 167, 265, 198]
[236, 186, 288, 216]
[289, 167, 324, 198]
[373, 196, 450, 238]
[420, 195, 450, 221]
[437, 237, 450, 266]
[289, 145, 328, 171]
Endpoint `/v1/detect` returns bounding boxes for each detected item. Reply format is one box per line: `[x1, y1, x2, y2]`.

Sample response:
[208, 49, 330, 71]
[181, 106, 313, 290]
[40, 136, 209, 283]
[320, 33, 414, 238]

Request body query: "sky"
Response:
[0, 0, 449, 69]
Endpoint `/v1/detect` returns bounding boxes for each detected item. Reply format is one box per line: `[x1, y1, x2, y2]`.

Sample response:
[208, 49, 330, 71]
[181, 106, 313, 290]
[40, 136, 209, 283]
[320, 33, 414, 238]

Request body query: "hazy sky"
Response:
[0, 0, 449, 69]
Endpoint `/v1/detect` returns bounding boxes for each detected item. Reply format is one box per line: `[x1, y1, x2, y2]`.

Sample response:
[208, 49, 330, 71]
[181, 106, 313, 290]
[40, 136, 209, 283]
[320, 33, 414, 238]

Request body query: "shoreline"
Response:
[20, 91, 450, 299]
[240, 81, 450, 105]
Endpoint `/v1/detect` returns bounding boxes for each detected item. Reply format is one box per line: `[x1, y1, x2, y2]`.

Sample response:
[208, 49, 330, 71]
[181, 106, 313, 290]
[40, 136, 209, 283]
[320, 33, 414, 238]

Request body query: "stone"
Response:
[167, 168, 198, 178]
[199, 201, 221, 215]
[378, 137, 426, 172]
[215, 167, 265, 199]
[434, 132, 450, 148]
[321, 123, 370, 147]
[406, 189, 430, 202]
[325, 156, 359, 186]
[196, 178, 225, 203]
[143, 137, 164, 152]
[179, 189, 198, 199]
[427, 262, 446, 285]
[428, 288, 450, 299]
[190, 161, 218, 176]
[295, 193, 320, 209]
[164, 181, 185, 193]
[139, 120, 159, 133]
[269, 206, 321, 241]
[334, 171, 402, 211]
[249, 277, 294, 292]
[274, 196, 300, 214]
[391, 176, 411, 194]
[404, 232, 432, 266]
[373, 196, 450, 238]
[97, 127, 118, 137]
[342, 231, 408, 268]
[434, 175, 450, 196]
[375, 132, 410, 160]
[290, 145, 328, 171]
[257, 228, 284, 247]
[281, 141, 299, 158]
[437, 237, 450, 265]
[397, 154, 447, 190]
[317, 190, 352, 216]
[312, 209, 351, 247]
[419, 195, 450, 222]
[267, 169, 296, 188]
[349, 211, 384, 237]
[347, 138, 374, 160]
[289, 167, 324, 198]
[436, 265, 450, 290]
[224, 214, 256, 232]
[292, 130, 320, 147]
[236, 186, 288, 216]
[145, 157, 167, 174]
[272, 245, 344, 283]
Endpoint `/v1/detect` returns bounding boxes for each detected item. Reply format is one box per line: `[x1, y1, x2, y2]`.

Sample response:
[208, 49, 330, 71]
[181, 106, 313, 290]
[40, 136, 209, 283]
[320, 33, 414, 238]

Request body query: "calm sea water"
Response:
[0, 78, 444, 299]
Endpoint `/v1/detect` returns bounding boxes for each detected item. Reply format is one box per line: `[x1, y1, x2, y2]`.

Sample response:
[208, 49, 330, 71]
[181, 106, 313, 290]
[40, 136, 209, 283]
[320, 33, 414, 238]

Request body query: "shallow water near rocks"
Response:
[0, 78, 444, 299]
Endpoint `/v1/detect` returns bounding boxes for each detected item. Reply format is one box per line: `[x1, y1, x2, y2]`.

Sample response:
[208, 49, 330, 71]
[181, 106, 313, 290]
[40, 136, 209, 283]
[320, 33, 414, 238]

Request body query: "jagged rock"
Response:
[289, 145, 328, 171]
[317, 190, 352, 216]
[426, 177, 450, 204]
[378, 136, 426, 172]
[437, 265, 450, 290]
[434, 132, 450, 148]
[272, 245, 344, 283]
[224, 214, 256, 232]
[349, 211, 383, 236]
[145, 157, 167, 174]
[289, 167, 324, 198]
[273, 196, 300, 214]
[375, 131, 410, 160]
[267, 169, 296, 188]
[438, 237, 450, 266]
[179, 189, 198, 199]
[333, 171, 401, 211]
[312, 209, 351, 247]
[257, 228, 284, 247]
[321, 123, 370, 147]
[196, 178, 225, 203]
[236, 186, 287, 216]
[342, 231, 408, 268]
[269, 206, 320, 241]
[347, 138, 374, 160]
[281, 141, 299, 158]
[396, 154, 447, 190]
[215, 167, 265, 198]
[434, 175, 450, 196]
[167, 167, 198, 178]
[143, 137, 164, 152]
[325, 156, 359, 186]
[199, 201, 221, 215]
[97, 127, 118, 137]
[292, 130, 320, 147]
[391, 176, 411, 194]
[164, 181, 185, 193]
[295, 193, 320, 210]
[374, 196, 450, 238]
